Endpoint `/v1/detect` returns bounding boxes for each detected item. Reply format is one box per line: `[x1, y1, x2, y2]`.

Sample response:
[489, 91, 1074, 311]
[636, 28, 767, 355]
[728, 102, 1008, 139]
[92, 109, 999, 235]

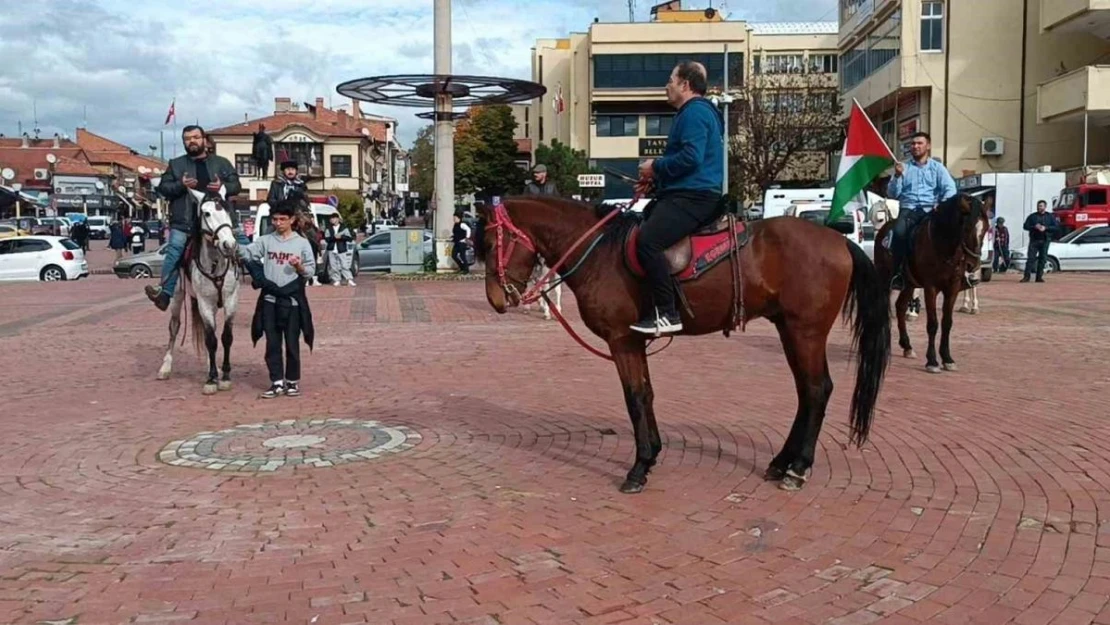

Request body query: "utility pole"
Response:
[433, 0, 456, 271]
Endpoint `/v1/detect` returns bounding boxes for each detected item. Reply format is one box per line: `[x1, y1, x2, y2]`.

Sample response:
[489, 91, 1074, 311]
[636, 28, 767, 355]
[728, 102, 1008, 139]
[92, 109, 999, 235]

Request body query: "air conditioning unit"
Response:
[33, 168, 49, 180]
[980, 137, 1004, 156]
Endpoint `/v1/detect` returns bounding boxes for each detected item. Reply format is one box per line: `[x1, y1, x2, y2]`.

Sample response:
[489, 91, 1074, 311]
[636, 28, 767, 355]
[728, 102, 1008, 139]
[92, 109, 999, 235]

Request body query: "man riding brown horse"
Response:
[631, 60, 725, 337]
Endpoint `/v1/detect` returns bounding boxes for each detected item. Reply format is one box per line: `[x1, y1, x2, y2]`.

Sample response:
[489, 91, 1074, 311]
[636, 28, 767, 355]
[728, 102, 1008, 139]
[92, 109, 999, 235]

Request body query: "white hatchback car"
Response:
[0, 236, 89, 282]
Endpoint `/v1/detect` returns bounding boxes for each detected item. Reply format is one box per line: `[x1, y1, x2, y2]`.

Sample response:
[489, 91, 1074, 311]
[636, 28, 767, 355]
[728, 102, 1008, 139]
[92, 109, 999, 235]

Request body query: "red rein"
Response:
[486, 195, 670, 361]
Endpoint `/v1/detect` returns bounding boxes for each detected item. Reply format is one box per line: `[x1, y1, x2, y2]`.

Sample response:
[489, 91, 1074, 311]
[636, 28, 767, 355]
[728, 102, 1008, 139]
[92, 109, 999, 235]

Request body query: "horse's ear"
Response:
[957, 194, 973, 213]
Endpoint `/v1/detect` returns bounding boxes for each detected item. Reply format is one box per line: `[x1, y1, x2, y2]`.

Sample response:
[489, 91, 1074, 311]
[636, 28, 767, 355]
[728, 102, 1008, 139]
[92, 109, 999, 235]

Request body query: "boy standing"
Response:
[239, 200, 316, 399]
[323, 212, 356, 287]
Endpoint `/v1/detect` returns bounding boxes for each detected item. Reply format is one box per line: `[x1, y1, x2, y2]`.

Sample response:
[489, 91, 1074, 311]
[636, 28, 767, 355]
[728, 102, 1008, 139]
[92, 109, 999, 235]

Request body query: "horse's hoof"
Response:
[156, 371, 171, 381]
[926, 365, 943, 374]
[217, 380, 233, 391]
[202, 383, 218, 395]
[779, 469, 807, 491]
[969, 309, 979, 315]
[903, 349, 916, 359]
[763, 465, 786, 481]
[943, 362, 958, 372]
[907, 312, 918, 320]
[958, 307, 970, 314]
[619, 479, 645, 494]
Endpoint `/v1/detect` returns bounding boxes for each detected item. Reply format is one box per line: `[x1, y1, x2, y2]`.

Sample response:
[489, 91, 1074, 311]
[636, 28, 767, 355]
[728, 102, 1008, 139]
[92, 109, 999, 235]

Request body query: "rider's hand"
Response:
[894, 163, 904, 177]
[638, 159, 655, 180]
[207, 176, 221, 193]
[183, 175, 197, 189]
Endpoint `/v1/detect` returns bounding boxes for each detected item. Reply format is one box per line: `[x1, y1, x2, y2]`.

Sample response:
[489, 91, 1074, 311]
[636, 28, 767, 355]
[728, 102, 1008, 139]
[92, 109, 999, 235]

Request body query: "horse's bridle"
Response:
[194, 197, 238, 292]
[485, 203, 538, 305]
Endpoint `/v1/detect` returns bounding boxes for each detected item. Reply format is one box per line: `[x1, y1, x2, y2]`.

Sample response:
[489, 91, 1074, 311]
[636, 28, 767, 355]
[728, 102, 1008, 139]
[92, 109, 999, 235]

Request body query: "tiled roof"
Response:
[54, 155, 102, 176]
[0, 146, 89, 187]
[748, 22, 838, 35]
[208, 112, 388, 142]
[0, 137, 79, 149]
[76, 129, 166, 174]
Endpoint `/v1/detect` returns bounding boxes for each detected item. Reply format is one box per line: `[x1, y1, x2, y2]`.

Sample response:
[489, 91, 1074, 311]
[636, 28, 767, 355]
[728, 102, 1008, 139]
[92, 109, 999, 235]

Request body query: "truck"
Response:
[956, 171, 1066, 251]
[1052, 167, 1110, 236]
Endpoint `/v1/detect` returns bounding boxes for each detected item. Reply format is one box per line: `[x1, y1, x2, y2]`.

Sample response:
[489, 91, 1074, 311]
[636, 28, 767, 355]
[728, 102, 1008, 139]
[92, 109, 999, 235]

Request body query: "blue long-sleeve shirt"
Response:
[651, 97, 723, 193]
[886, 158, 957, 212]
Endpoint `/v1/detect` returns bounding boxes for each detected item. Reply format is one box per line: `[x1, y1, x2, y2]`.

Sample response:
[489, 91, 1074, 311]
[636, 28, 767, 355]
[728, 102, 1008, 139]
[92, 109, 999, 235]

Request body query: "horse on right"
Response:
[874, 193, 991, 373]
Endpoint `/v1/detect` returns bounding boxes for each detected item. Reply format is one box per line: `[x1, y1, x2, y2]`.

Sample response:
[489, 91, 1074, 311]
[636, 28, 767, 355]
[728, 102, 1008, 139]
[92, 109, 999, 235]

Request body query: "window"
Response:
[367, 233, 390, 247]
[761, 54, 805, 74]
[645, 115, 673, 137]
[1079, 226, 1110, 244]
[593, 53, 744, 90]
[14, 239, 50, 253]
[808, 54, 839, 74]
[596, 115, 639, 137]
[841, 10, 901, 91]
[1084, 189, 1107, 205]
[921, 2, 943, 52]
[60, 238, 80, 250]
[0, 240, 11, 254]
[275, 143, 323, 176]
[330, 155, 353, 178]
[234, 154, 255, 176]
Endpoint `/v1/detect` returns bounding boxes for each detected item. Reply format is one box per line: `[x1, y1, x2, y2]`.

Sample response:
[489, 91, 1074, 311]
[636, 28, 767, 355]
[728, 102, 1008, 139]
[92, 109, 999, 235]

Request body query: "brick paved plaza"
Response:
[1, 268, 1109, 625]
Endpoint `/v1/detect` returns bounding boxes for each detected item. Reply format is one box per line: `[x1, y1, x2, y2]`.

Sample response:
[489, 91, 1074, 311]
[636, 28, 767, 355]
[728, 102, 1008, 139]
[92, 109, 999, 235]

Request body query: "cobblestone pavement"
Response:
[1, 271, 1109, 625]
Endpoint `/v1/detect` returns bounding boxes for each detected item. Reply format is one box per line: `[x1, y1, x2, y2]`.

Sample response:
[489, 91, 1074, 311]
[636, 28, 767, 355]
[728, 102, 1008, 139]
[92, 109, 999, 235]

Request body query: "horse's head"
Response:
[948, 193, 990, 284]
[188, 187, 238, 258]
[476, 200, 539, 312]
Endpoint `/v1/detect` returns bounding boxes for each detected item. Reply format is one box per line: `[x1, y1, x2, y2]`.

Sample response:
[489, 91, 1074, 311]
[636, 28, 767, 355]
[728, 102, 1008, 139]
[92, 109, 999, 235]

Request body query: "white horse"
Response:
[868, 198, 922, 319]
[157, 187, 242, 395]
[526, 256, 561, 321]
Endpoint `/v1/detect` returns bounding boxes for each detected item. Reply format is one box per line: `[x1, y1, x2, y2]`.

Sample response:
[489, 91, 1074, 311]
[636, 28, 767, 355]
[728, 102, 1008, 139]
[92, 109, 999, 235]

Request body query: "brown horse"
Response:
[476, 196, 891, 493]
[874, 193, 990, 373]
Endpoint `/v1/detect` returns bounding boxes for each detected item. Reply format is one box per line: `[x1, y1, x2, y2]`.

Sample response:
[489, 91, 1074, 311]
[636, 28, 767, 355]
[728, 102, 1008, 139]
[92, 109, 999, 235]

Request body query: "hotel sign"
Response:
[639, 138, 667, 157]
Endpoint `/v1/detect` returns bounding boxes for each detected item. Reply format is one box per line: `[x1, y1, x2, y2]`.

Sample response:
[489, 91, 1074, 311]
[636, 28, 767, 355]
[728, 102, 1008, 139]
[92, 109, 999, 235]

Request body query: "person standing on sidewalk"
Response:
[993, 217, 1011, 273]
[323, 213, 356, 287]
[240, 200, 316, 399]
[450, 212, 472, 274]
[1021, 200, 1058, 282]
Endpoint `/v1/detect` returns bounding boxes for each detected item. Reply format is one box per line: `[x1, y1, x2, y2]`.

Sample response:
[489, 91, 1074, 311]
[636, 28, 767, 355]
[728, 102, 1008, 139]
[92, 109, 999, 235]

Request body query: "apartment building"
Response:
[527, 0, 839, 198]
[839, 0, 1110, 178]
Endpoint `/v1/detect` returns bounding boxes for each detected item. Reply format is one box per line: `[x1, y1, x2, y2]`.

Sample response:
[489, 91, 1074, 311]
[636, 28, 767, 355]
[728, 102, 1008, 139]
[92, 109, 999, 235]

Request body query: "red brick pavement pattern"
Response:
[0, 271, 1109, 625]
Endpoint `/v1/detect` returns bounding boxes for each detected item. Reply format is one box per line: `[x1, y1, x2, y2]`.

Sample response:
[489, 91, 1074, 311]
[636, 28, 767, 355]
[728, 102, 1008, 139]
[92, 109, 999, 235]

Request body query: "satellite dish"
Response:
[94, 181, 105, 190]
[11, 183, 21, 191]
[361, 127, 371, 137]
[0, 168, 13, 181]
[137, 166, 149, 174]
[118, 186, 127, 194]
[45, 153, 57, 164]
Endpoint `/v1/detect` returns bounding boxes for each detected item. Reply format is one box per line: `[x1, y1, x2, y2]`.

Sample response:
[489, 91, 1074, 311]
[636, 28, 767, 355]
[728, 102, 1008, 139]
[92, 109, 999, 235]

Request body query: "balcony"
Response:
[1037, 65, 1110, 123]
[1041, 0, 1110, 36]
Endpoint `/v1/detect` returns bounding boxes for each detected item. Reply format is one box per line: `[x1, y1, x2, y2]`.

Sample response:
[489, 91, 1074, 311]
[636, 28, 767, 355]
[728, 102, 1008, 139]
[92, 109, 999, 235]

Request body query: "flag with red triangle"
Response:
[164, 100, 176, 126]
[829, 99, 897, 224]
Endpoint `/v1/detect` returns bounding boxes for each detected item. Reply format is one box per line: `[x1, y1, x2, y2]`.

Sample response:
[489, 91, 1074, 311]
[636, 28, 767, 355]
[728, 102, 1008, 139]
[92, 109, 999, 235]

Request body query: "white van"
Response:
[252, 201, 339, 241]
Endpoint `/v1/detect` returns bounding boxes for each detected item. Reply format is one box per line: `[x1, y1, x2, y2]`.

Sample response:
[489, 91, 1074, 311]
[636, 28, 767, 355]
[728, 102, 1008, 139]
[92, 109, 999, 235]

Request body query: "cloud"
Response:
[0, 0, 834, 153]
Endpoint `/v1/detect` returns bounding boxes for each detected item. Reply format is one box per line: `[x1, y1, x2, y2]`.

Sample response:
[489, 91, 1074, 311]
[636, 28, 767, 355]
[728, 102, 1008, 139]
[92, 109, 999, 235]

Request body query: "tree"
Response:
[330, 188, 367, 231]
[454, 104, 526, 200]
[533, 139, 603, 200]
[725, 72, 843, 203]
[409, 125, 435, 200]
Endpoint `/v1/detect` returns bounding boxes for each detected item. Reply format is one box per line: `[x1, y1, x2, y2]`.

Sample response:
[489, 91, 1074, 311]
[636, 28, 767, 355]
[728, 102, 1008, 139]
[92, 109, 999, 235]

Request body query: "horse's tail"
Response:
[189, 296, 206, 356]
[841, 239, 891, 446]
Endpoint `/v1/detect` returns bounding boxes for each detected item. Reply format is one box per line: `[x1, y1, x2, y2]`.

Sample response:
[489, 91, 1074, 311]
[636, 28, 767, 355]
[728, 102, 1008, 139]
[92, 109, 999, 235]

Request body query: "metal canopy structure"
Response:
[335, 0, 546, 271]
[414, 110, 470, 121]
[336, 74, 545, 109]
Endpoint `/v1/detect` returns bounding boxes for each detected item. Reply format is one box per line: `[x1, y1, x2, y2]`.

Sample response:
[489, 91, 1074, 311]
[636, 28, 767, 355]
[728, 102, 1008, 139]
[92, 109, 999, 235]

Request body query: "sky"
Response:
[0, 0, 836, 156]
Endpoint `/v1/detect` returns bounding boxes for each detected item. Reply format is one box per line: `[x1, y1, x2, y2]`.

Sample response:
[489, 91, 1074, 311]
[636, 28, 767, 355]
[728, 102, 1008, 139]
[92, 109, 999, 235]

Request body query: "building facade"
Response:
[839, 0, 1110, 178]
[527, 1, 839, 198]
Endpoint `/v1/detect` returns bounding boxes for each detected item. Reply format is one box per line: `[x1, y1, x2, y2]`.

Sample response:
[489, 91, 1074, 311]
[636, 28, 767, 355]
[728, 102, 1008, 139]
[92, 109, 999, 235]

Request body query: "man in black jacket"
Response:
[523, 164, 558, 196]
[1021, 200, 1059, 283]
[145, 125, 241, 310]
[267, 159, 308, 204]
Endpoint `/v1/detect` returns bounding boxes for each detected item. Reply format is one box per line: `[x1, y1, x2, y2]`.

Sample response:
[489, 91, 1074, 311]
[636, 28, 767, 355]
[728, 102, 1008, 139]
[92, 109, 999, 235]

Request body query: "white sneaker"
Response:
[348, 281, 356, 287]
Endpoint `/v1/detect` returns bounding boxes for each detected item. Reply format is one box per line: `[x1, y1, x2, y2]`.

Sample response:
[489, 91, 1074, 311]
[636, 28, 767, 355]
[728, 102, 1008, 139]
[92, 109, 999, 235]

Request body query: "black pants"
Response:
[891, 208, 928, 274]
[451, 241, 470, 273]
[263, 299, 301, 383]
[636, 190, 721, 315]
[1024, 240, 1050, 279]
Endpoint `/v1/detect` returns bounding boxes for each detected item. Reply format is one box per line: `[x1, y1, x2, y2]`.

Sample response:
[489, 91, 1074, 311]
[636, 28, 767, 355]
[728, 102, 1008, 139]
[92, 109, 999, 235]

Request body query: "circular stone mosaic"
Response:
[157, 418, 421, 472]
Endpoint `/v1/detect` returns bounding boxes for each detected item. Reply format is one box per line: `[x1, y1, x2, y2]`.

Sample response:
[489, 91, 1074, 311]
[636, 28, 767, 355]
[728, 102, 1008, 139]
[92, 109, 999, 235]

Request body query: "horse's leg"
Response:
[940, 286, 959, 371]
[958, 289, 971, 313]
[895, 289, 915, 358]
[764, 317, 805, 482]
[611, 338, 656, 494]
[218, 314, 234, 391]
[198, 299, 220, 395]
[923, 287, 942, 374]
[157, 290, 186, 380]
[970, 286, 980, 314]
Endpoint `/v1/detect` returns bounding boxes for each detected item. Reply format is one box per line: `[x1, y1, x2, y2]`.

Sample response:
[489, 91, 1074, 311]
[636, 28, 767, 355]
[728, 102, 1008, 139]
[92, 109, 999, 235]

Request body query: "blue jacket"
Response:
[886, 158, 957, 211]
[651, 97, 724, 193]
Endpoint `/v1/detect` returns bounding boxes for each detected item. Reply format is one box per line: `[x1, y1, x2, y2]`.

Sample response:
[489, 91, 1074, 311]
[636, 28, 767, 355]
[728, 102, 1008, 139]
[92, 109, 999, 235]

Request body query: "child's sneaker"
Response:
[260, 382, 285, 399]
[284, 381, 301, 397]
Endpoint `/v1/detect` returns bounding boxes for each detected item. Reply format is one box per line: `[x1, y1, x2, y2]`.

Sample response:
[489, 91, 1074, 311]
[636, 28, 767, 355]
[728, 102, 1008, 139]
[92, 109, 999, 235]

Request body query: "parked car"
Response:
[86, 216, 111, 239]
[353, 229, 455, 273]
[1010, 224, 1110, 272]
[0, 236, 89, 281]
[0, 224, 29, 239]
[113, 244, 166, 279]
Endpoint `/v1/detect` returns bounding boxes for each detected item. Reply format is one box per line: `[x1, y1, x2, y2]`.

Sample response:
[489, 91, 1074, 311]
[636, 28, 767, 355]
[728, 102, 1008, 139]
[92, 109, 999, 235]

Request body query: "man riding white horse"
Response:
[145, 125, 241, 311]
[632, 60, 724, 336]
[886, 131, 957, 291]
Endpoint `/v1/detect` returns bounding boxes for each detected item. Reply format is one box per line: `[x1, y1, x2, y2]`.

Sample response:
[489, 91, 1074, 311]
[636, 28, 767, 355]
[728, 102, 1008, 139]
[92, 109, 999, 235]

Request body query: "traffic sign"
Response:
[577, 174, 605, 188]
[327, 194, 339, 207]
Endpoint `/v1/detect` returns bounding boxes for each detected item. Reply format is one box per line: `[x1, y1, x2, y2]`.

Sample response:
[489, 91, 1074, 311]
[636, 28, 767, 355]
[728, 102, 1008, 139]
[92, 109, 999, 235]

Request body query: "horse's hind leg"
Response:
[157, 291, 186, 380]
[218, 316, 234, 391]
[940, 287, 959, 371]
[923, 287, 942, 374]
[610, 337, 658, 494]
[895, 289, 915, 358]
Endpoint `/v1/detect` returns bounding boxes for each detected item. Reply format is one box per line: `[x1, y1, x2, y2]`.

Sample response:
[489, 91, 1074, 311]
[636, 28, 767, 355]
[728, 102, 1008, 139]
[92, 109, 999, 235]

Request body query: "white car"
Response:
[1010, 224, 1110, 272]
[0, 236, 89, 282]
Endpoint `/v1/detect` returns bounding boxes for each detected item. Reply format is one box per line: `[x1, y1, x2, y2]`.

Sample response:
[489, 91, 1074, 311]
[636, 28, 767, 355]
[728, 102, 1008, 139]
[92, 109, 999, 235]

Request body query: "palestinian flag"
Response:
[828, 99, 897, 225]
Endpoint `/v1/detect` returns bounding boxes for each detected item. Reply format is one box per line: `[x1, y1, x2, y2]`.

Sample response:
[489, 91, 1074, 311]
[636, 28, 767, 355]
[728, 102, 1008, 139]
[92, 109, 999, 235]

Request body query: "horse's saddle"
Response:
[180, 239, 195, 269]
[624, 216, 749, 282]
